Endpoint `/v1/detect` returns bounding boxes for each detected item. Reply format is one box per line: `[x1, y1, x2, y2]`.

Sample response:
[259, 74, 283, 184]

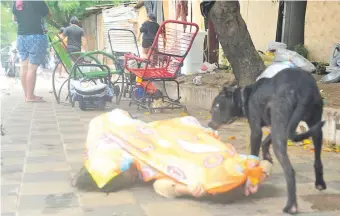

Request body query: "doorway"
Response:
[275, 1, 284, 42]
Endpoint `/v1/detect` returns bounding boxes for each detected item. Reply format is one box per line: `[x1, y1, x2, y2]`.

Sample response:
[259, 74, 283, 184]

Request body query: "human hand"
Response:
[188, 184, 206, 197]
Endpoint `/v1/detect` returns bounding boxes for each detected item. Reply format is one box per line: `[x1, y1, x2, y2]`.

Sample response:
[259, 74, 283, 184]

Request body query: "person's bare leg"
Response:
[26, 62, 39, 101]
[58, 63, 62, 77]
[20, 59, 29, 100]
[142, 48, 149, 58]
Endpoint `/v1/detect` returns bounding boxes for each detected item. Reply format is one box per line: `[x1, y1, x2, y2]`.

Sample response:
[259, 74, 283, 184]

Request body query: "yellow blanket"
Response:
[84, 109, 263, 194]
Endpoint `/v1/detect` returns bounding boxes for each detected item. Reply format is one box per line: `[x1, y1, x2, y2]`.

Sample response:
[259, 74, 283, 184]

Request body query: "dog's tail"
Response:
[287, 104, 325, 142]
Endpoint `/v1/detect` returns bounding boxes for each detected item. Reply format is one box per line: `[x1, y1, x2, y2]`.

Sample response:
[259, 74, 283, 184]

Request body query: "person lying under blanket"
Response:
[74, 109, 273, 198]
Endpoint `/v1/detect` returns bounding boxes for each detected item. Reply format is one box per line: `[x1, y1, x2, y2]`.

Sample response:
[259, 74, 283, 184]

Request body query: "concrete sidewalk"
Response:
[1, 79, 340, 216]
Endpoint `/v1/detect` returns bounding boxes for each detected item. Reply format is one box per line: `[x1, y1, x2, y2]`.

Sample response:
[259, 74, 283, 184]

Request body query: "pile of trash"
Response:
[259, 42, 340, 84]
[320, 43, 340, 84]
[192, 62, 218, 86]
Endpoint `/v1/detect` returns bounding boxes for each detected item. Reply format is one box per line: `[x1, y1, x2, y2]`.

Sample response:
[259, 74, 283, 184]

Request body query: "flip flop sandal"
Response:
[26, 98, 46, 103]
[153, 179, 180, 198]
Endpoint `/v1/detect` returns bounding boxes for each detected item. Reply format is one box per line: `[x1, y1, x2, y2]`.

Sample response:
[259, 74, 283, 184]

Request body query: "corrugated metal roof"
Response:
[85, 1, 138, 14]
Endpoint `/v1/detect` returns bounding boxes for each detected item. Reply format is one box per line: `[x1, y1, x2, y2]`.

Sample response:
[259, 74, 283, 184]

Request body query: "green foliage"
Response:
[1, 1, 17, 47]
[218, 48, 231, 71]
[293, 44, 308, 59]
[0, 0, 132, 46]
[315, 62, 327, 75]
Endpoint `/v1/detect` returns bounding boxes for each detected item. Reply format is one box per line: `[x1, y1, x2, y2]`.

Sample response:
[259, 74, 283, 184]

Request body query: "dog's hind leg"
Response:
[249, 125, 263, 157]
[306, 108, 326, 191]
[261, 134, 273, 163]
[271, 125, 298, 214]
[270, 99, 298, 214]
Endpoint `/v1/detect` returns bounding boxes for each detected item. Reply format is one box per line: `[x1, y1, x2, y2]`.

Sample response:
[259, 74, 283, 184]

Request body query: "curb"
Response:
[160, 82, 340, 146]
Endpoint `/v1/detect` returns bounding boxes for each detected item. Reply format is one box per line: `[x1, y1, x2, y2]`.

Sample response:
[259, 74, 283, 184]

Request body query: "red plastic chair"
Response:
[124, 20, 199, 113]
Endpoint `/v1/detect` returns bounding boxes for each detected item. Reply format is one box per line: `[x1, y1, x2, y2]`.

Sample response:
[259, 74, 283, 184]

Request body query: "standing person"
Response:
[56, 27, 67, 78]
[12, 0, 50, 102]
[138, 14, 159, 57]
[62, 16, 86, 54]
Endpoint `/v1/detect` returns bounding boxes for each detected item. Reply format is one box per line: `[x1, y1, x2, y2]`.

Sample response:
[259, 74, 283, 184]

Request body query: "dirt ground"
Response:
[177, 71, 340, 109]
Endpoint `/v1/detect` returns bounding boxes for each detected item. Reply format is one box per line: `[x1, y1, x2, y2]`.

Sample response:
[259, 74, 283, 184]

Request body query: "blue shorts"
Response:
[17, 34, 48, 65]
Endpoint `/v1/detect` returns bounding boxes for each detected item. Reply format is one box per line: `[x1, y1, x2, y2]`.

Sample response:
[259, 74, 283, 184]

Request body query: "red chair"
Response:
[124, 20, 199, 113]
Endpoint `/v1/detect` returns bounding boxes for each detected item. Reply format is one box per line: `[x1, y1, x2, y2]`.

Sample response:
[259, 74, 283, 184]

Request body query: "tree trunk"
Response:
[209, 1, 265, 86]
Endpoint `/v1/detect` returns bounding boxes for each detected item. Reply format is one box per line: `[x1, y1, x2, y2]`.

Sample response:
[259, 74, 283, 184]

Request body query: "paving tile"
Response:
[20, 181, 75, 195]
[83, 204, 146, 216]
[23, 171, 71, 182]
[141, 200, 212, 216]
[130, 184, 170, 204]
[66, 148, 85, 155]
[30, 134, 61, 142]
[1, 196, 18, 213]
[1, 164, 23, 174]
[300, 194, 340, 212]
[265, 172, 314, 185]
[1, 184, 20, 197]
[30, 131, 61, 137]
[69, 163, 84, 173]
[26, 155, 66, 164]
[1, 145, 27, 152]
[298, 212, 340, 216]
[79, 190, 137, 207]
[18, 193, 79, 210]
[1, 137, 28, 145]
[1, 212, 17, 216]
[250, 196, 315, 214]
[1, 158, 25, 166]
[299, 171, 340, 182]
[327, 181, 340, 191]
[31, 124, 59, 130]
[62, 136, 86, 143]
[66, 154, 84, 163]
[27, 150, 65, 158]
[0, 151, 26, 159]
[64, 143, 85, 150]
[1, 172, 23, 185]
[17, 208, 83, 216]
[5, 122, 31, 128]
[3, 127, 30, 134]
[25, 162, 70, 173]
[60, 130, 87, 137]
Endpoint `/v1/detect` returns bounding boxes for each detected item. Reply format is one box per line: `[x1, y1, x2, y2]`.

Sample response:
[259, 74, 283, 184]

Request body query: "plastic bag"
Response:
[268, 41, 287, 51]
[274, 48, 315, 73]
[84, 109, 264, 194]
[256, 61, 294, 81]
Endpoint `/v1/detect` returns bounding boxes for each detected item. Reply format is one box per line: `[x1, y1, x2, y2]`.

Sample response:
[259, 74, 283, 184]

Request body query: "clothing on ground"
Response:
[140, 21, 160, 43]
[12, 1, 49, 35]
[16, 35, 48, 65]
[63, 24, 85, 52]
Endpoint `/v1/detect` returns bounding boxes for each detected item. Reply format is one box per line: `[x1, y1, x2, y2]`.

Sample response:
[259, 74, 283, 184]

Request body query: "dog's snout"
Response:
[208, 121, 219, 130]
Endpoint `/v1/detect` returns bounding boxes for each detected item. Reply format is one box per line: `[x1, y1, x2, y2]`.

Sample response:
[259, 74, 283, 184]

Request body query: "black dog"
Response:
[208, 68, 326, 214]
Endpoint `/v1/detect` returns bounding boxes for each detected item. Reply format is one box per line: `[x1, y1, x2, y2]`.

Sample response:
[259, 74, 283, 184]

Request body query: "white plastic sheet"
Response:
[274, 48, 315, 73]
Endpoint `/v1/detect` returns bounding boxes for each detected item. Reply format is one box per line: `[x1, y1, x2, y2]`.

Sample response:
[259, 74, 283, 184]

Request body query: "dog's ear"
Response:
[223, 86, 236, 98]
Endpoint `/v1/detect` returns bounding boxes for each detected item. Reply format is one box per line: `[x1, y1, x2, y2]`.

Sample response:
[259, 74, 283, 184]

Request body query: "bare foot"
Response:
[188, 184, 207, 197]
[244, 160, 272, 196]
[244, 180, 260, 196]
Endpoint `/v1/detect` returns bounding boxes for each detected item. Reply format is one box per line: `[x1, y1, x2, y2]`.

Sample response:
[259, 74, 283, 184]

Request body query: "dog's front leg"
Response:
[250, 125, 262, 157]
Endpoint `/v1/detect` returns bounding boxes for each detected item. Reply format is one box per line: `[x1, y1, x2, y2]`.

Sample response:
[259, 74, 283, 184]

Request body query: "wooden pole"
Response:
[208, 17, 219, 64]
